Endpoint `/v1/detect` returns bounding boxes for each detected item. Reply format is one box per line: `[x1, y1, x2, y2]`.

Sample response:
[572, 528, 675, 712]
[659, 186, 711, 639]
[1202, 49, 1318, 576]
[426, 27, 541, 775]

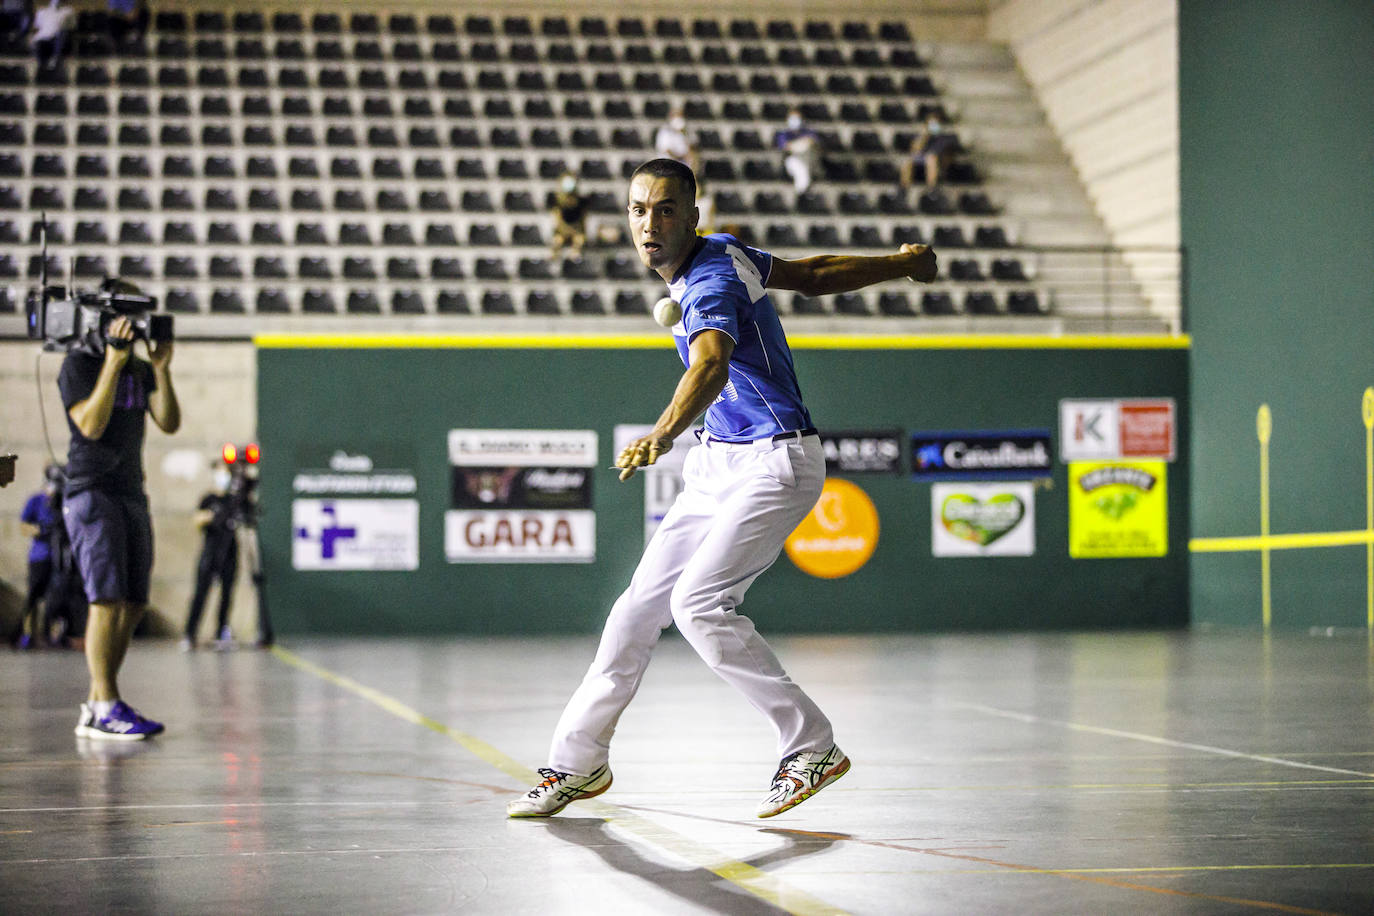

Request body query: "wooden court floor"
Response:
[2, 630, 1372, 914]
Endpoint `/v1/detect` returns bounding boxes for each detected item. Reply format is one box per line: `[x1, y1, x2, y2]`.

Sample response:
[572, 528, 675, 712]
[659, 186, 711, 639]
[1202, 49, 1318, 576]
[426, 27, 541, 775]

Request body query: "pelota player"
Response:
[509, 158, 938, 818]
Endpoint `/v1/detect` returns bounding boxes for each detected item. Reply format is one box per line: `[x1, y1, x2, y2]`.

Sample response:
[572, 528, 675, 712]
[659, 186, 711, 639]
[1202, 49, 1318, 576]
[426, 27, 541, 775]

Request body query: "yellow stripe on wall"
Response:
[1190, 529, 1374, 552]
[255, 332, 1191, 351]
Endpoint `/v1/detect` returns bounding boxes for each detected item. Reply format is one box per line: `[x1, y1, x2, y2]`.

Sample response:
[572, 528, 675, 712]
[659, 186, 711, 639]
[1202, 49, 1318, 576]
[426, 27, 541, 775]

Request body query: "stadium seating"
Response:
[0, 11, 1049, 322]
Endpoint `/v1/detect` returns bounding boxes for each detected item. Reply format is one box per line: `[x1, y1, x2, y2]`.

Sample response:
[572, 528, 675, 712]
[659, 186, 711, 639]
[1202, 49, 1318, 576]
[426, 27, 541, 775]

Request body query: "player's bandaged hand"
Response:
[616, 435, 673, 481]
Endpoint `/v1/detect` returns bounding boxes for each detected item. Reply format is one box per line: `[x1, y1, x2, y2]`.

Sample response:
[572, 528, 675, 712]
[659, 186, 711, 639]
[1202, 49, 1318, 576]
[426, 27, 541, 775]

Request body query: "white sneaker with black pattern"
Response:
[756, 744, 850, 818]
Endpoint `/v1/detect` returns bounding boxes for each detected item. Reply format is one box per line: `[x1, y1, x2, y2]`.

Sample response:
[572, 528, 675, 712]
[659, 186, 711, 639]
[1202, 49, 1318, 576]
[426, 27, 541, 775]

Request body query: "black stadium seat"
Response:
[346, 290, 381, 314]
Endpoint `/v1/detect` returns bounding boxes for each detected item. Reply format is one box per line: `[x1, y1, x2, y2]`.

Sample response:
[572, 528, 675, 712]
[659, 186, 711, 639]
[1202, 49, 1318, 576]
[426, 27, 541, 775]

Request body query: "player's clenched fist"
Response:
[900, 243, 938, 283]
[615, 434, 673, 481]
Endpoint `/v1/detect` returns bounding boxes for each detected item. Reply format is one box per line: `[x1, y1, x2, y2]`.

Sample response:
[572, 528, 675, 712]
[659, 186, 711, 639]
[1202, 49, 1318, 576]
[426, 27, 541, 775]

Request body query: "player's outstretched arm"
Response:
[767, 244, 937, 297]
[616, 329, 734, 481]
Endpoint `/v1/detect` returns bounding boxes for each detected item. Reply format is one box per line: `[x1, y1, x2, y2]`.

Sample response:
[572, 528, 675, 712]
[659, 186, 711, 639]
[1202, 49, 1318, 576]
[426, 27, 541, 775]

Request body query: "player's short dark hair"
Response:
[630, 158, 697, 202]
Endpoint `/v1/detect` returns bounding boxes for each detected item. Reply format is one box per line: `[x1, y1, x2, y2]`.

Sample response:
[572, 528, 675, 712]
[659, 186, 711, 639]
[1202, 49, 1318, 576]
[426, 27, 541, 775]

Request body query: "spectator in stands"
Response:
[1, 0, 33, 43]
[107, 0, 147, 48]
[774, 107, 822, 193]
[15, 465, 59, 649]
[654, 106, 699, 176]
[550, 172, 590, 260]
[901, 110, 958, 193]
[30, 0, 71, 70]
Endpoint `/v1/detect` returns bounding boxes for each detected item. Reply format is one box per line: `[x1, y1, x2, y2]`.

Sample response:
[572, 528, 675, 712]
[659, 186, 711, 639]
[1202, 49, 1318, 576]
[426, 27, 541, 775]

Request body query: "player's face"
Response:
[628, 174, 699, 276]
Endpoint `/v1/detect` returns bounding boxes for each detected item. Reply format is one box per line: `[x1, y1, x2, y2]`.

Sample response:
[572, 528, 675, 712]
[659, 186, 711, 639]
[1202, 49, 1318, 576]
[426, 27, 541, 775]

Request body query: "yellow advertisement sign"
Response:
[785, 478, 879, 578]
[1069, 460, 1168, 558]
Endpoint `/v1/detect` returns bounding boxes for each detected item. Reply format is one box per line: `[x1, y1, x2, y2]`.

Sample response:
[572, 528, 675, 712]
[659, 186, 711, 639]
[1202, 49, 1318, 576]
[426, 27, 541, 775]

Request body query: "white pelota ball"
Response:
[652, 297, 682, 328]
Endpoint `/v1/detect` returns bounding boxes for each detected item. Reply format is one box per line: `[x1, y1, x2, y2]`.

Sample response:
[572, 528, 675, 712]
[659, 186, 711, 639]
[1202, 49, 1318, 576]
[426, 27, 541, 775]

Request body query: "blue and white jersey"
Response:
[667, 234, 813, 442]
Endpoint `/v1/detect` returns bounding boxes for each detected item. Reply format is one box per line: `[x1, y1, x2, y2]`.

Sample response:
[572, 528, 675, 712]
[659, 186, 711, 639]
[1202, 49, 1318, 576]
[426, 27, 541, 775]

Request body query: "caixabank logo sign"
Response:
[910, 430, 1053, 481]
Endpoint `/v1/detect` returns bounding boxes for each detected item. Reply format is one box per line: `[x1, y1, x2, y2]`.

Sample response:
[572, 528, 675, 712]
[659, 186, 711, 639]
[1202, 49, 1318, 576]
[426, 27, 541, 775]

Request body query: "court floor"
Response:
[2, 630, 1372, 914]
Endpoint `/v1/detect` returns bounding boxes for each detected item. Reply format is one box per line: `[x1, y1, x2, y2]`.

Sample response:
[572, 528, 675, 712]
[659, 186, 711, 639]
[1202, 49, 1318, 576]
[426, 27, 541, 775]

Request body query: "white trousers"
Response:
[548, 434, 834, 775]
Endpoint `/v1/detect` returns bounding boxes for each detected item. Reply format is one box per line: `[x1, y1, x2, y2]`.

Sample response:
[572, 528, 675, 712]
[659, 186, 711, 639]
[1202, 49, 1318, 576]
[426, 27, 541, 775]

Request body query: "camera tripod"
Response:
[237, 520, 273, 647]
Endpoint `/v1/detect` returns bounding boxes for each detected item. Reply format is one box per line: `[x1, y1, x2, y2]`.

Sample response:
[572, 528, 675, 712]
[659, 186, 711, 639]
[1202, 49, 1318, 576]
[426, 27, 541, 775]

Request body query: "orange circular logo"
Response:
[785, 478, 880, 578]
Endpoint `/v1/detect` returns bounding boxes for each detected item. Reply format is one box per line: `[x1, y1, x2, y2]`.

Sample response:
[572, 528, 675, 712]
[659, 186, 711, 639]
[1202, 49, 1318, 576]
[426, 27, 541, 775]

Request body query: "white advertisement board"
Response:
[931, 482, 1036, 557]
[292, 499, 419, 570]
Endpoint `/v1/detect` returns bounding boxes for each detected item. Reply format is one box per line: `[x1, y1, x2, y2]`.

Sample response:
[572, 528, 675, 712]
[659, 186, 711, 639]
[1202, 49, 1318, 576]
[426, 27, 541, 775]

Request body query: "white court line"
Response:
[0, 801, 436, 814]
[3, 846, 528, 866]
[948, 702, 1374, 779]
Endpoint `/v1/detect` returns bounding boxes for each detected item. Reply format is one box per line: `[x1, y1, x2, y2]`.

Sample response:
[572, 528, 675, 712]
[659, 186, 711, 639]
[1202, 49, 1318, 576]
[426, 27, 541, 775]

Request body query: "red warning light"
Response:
[222, 443, 237, 465]
[245, 443, 260, 465]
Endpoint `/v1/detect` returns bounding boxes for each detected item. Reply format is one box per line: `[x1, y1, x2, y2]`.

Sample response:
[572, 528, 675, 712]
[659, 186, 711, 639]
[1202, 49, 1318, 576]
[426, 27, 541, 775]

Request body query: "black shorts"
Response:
[63, 489, 153, 604]
[916, 135, 958, 158]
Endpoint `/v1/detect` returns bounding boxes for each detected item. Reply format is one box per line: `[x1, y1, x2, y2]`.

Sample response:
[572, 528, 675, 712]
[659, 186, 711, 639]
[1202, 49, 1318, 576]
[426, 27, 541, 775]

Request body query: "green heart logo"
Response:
[941, 493, 1025, 545]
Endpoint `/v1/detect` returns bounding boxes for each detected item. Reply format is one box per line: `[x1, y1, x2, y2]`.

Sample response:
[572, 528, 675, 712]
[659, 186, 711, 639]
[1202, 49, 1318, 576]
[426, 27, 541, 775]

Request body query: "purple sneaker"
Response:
[74, 701, 162, 741]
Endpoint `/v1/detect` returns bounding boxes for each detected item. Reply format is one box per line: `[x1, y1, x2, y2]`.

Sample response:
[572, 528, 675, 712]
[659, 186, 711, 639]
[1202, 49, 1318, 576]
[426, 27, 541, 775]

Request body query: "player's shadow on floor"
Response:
[537, 817, 849, 915]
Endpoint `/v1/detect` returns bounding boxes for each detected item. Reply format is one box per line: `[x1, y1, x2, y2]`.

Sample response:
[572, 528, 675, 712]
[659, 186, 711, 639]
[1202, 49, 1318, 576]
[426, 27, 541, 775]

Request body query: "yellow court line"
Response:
[1022, 863, 1374, 876]
[1190, 529, 1374, 552]
[268, 646, 849, 916]
[854, 838, 1344, 916]
[254, 332, 1190, 351]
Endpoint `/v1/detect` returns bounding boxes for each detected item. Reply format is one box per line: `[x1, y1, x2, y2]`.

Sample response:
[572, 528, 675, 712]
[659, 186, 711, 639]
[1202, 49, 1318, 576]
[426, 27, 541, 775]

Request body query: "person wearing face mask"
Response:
[901, 110, 959, 192]
[654, 106, 699, 176]
[180, 461, 241, 651]
[774, 107, 822, 193]
[550, 171, 590, 260]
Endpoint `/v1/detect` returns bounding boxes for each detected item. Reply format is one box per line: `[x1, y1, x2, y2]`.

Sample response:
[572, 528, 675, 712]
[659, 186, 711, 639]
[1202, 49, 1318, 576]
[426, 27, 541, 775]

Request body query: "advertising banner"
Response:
[292, 449, 418, 496]
[445, 429, 597, 563]
[1068, 460, 1169, 558]
[820, 430, 903, 475]
[292, 499, 419, 570]
[785, 478, 880, 578]
[1060, 399, 1176, 461]
[911, 430, 1053, 480]
[931, 482, 1036, 557]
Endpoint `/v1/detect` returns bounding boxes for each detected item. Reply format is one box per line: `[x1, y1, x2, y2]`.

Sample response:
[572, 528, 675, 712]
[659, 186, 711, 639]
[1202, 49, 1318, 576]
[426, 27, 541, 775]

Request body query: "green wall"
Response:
[1181, 1, 1374, 628]
[257, 340, 1188, 635]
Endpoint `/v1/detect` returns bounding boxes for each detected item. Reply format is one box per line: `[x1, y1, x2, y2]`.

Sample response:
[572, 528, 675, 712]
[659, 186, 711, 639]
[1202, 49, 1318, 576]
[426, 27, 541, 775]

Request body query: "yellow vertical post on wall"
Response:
[1257, 404, 1273, 628]
[1363, 387, 1373, 631]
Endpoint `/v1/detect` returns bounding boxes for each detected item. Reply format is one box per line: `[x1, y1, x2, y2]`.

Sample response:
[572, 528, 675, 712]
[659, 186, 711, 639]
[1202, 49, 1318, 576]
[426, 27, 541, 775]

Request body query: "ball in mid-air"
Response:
[652, 297, 682, 328]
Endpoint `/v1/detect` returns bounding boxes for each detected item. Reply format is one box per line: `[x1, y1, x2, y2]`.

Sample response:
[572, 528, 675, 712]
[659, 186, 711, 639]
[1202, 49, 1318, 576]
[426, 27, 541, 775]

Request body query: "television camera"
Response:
[23, 215, 172, 354]
[216, 442, 261, 531]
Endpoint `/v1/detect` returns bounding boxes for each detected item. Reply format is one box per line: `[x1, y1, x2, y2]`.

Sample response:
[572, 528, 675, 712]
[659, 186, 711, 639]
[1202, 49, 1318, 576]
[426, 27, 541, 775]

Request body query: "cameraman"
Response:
[60, 315, 179, 740]
[180, 460, 239, 651]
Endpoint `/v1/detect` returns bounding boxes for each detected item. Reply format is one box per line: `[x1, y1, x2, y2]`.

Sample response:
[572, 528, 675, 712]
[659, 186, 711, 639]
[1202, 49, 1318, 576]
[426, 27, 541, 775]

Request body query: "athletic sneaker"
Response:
[755, 744, 851, 818]
[74, 701, 164, 741]
[507, 765, 613, 818]
[213, 626, 235, 652]
[178, 637, 194, 652]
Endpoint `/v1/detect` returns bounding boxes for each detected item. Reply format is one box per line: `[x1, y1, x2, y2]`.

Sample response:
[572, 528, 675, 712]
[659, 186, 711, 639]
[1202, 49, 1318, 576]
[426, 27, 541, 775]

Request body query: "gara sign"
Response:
[445, 429, 597, 563]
